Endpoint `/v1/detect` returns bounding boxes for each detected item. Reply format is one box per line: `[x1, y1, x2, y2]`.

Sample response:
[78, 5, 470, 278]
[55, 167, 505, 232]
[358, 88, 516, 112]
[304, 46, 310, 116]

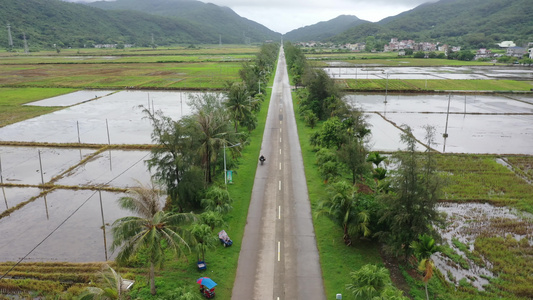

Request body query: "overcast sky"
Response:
[204, 0, 431, 33]
[73, 0, 431, 34]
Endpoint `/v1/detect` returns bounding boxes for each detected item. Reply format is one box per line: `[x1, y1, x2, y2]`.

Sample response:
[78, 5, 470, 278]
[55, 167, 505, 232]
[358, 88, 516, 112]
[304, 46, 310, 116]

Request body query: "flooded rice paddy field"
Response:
[347, 93, 533, 154]
[0, 147, 152, 262]
[1, 90, 197, 144]
[0, 90, 532, 274]
[324, 65, 533, 80]
[0, 189, 130, 262]
[435, 203, 533, 290]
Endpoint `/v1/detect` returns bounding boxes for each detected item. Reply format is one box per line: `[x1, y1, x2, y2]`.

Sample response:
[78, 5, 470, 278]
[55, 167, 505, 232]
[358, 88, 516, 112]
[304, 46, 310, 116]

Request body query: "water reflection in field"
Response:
[325, 66, 533, 80]
[0, 189, 130, 262]
[347, 94, 533, 154]
[1, 90, 532, 263]
[0, 90, 203, 144]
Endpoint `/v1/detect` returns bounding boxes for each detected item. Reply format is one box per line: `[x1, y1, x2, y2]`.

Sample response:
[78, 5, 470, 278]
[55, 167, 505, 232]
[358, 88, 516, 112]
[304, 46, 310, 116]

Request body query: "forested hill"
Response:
[283, 15, 369, 42]
[327, 0, 533, 48]
[87, 0, 279, 45]
[0, 0, 279, 50]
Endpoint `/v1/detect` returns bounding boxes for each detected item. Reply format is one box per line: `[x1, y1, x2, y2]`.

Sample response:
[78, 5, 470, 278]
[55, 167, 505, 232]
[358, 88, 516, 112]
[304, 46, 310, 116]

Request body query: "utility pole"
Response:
[7, 24, 13, 50]
[23, 33, 28, 54]
[219, 34, 222, 47]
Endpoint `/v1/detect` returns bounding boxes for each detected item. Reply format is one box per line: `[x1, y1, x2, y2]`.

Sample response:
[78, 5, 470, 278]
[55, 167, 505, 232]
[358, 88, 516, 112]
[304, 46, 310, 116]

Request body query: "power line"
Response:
[0, 151, 150, 280]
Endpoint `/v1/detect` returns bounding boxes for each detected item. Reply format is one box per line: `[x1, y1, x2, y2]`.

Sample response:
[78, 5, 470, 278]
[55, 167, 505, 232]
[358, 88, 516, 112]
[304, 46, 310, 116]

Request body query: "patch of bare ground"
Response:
[380, 246, 414, 299]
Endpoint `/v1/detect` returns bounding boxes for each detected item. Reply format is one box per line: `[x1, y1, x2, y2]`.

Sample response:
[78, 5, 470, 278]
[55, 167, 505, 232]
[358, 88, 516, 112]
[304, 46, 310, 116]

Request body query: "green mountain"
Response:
[283, 15, 369, 42]
[0, 0, 278, 50]
[328, 0, 533, 48]
[87, 0, 279, 44]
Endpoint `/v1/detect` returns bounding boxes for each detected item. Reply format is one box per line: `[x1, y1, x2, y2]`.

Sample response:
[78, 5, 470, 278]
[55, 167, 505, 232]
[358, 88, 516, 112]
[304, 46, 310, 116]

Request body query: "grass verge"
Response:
[126, 61, 277, 299]
[292, 92, 383, 298]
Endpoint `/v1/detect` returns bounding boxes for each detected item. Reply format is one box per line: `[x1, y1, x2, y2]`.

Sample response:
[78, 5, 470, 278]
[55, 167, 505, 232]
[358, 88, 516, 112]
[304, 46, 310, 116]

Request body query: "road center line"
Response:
[279, 162, 282, 170]
[277, 241, 281, 262]
[279, 181, 281, 191]
[278, 205, 281, 219]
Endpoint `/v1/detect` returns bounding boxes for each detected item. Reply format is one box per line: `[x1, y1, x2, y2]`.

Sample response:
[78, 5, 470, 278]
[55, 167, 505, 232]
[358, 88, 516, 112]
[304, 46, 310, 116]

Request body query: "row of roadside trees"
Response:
[82, 43, 280, 298]
[285, 41, 444, 300]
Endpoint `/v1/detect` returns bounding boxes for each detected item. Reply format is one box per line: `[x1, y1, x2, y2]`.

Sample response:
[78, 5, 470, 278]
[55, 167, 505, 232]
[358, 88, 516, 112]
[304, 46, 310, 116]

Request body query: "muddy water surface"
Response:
[435, 202, 533, 290]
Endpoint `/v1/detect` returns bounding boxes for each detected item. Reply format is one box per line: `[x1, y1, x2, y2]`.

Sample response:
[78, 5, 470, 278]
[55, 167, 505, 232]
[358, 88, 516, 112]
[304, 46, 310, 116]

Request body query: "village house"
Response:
[506, 46, 527, 57]
[417, 42, 437, 52]
[384, 38, 445, 53]
[475, 48, 493, 60]
[497, 41, 516, 48]
[384, 38, 416, 52]
[344, 43, 365, 52]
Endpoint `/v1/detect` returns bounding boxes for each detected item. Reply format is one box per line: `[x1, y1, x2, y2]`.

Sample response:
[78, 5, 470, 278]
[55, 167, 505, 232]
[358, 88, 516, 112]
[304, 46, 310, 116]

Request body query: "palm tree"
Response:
[78, 264, 123, 300]
[111, 182, 197, 295]
[201, 185, 233, 214]
[346, 264, 390, 300]
[316, 181, 370, 245]
[410, 234, 441, 300]
[190, 224, 217, 263]
[186, 93, 237, 183]
[200, 211, 226, 230]
[224, 81, 257, 133]
[366, 152, 387, 168]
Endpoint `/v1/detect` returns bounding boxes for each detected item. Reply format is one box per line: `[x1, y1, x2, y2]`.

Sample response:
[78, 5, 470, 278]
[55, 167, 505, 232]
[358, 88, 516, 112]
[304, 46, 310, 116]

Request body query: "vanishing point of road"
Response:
[232, 46, 326, 299]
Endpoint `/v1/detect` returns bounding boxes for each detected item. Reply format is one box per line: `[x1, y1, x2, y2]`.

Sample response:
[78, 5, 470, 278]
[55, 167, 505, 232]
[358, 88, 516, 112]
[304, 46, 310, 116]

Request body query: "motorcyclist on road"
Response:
[259, 155, 266, 165]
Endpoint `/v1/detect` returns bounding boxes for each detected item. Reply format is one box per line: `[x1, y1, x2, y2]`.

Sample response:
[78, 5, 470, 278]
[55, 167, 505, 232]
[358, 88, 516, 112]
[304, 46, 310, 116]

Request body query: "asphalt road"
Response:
[232, 46, 326, 300]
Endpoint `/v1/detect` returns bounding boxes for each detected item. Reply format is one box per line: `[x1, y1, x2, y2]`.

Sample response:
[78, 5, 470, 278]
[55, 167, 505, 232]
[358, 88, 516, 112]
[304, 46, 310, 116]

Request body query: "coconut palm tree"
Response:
[224, 81, 257, 133]
[410, 234, 441, 300]
[316, 180, 370, 245]
[186, 93, 237, 183]
[111, 182, 197, 295]
[78, 264, 123, 300]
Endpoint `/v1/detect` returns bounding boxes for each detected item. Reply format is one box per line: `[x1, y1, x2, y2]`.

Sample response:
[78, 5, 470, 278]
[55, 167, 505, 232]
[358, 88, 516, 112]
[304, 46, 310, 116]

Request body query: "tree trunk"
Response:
[343, 224, 351, 246]
[425, 281, 429, 300]
[150, 261, 156, 295]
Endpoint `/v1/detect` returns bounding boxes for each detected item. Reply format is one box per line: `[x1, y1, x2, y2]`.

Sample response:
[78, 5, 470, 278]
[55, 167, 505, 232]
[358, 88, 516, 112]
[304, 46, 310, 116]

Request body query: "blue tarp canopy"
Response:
[197, 277, 217, 289]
